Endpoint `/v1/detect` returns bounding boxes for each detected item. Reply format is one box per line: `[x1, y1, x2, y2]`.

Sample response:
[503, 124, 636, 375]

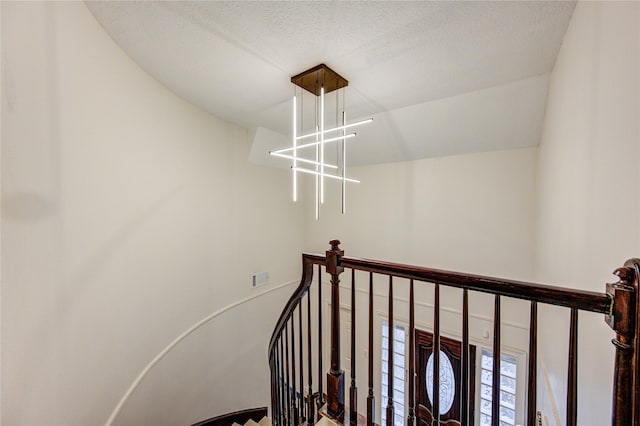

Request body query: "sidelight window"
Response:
[381, 321, 406, 426]
[479, 350, 518, 426]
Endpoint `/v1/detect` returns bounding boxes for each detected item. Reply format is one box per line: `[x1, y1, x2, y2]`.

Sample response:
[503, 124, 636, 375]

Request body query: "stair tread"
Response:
[257, 417, 272, 426]
[315, 417, 340, 426]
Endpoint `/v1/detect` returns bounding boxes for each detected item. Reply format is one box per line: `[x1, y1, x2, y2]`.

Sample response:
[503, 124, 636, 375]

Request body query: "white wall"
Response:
[4, 1, 638, 426]
[306, 147, 537, 281]
[1, 2, 304, 425]
[534, 2, 640, 425]
[304, 148, 538, 423]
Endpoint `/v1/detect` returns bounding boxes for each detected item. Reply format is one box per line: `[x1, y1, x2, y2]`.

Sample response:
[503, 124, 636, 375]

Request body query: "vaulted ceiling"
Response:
[87, 1, 576, 166]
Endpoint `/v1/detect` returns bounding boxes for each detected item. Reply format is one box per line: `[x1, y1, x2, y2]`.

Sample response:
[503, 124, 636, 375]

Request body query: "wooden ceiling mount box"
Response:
[291, 64, 349, 96]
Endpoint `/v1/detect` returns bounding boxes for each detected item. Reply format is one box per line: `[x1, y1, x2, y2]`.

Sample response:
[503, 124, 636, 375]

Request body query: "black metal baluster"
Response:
[433, 284, 440, 425]
[307, 287, 315, 423]
[281, 336, 287, 426]
[367, 272, 375, 426]
[275, 356, 280, 425]
[408, 280, 415, 426]
[286, 325, 292, 426]
[461, 289, 469, 426]
[291, 318, 298, 425]
[386, 276, 394, 426]
[567, 308, 578, 426]
[278, 343, 284, 426]
[527, 302, 538, 426]
[350, 269, 358, 424]
[318, 265, 324, 405]
[492, 296, 501, 426]
[272, 356, 278, 425]
[299, 299, 305, 422]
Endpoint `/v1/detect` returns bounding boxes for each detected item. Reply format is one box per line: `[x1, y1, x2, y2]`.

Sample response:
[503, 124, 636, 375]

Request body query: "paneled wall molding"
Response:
[320, 279, 530, 331]
[372, 308, 528, 356]
[105, 279, 298, 426]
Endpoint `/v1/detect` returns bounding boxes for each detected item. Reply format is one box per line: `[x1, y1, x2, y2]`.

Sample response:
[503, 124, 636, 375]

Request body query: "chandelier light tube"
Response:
[292, 94, 297, 202]
[342, 110, 346, 214]
[315, 125, 319, 220]
[271, 133, 357, 154]
[295, 118, 373, 141]
[320, 87, 325, 204]
[292, 167, 360, 183]
[271, 64, 371, 219]
[271, 152, 338, 169]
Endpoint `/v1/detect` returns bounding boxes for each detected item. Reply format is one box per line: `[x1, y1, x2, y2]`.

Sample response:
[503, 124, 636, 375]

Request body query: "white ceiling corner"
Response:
[86, 0, 576, 166]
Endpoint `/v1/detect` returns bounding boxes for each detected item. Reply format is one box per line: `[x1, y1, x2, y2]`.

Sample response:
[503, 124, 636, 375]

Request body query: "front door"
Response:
[415, 329, 476, 426]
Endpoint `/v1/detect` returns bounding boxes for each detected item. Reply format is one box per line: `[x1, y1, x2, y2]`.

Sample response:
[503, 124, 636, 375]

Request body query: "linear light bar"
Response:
[270, 152, 338, 169]
[296, 118, 373, 141]
[320, 87, 325, 204]
[292, 94, 297, 202]
[283, 64, 367, 220]
[292, 167, 360, 184]
[315, 127, 319, 220]
[271, 133, 356, 154]
[341, 110, 346, 214]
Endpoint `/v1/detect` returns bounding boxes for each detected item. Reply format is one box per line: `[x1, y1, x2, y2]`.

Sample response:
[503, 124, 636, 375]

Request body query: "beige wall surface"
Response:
[535, 2, 640, 425]
[2, 1, 640, 426]
[305, 147, 537, 282]
[1, 2, 304, 425]
[305, 148, 538, 425]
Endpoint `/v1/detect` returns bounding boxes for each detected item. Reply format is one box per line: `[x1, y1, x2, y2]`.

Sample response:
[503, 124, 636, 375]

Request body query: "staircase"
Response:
[230, 417, 272, 426]
[193, 411, 341, 426]
[192, 408, 271, 426]
[267, 241, 636, 426]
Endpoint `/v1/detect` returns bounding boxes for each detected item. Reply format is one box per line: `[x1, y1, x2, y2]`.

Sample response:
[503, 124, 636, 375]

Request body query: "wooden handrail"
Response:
[343, 255, 611, 314]
[294, 252, 611, 313]
[269, 244, 636, 426]
[268, 255, 316, 356]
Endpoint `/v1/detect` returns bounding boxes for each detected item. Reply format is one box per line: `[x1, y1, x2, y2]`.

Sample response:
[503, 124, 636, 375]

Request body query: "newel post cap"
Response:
[605, 266, 635, 335]
[326, 240, 344, 275]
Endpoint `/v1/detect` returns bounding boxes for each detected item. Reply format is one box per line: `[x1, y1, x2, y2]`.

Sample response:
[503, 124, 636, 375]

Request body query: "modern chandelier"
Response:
[270, 64, 372, 220]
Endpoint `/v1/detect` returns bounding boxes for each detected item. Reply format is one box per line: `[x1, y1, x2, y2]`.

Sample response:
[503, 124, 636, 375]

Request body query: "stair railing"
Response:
[268, 241, 639, 426]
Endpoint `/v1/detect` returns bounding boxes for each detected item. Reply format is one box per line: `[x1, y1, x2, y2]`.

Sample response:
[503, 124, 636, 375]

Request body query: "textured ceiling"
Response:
[87, 1, 576, 166]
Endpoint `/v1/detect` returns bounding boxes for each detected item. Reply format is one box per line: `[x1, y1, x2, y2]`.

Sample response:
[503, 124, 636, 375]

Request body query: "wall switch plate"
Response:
[252, 271, 269, 287]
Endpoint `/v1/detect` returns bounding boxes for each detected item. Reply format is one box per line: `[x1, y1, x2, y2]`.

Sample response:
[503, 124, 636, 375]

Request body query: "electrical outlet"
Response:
[252, 271, 269, 288]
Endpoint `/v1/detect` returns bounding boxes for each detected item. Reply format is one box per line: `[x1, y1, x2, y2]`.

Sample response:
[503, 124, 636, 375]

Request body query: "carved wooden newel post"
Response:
[326, 240, 346, 420]
[605, 260, 639, 426]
